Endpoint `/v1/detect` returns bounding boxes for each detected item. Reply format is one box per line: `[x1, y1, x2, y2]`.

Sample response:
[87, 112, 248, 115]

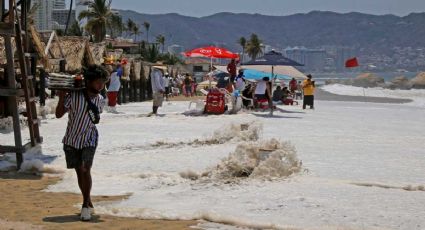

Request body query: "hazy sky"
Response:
[74, 0, 425, 17]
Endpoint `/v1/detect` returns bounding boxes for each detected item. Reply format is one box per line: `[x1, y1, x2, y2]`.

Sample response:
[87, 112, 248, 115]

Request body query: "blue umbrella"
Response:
[243, 69, 291, 81]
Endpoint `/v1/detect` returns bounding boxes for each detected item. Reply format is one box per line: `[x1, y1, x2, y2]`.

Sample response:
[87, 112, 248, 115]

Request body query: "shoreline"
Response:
[315, 87, 412, 104]
[0, 171, 195, 230]
[165, 89, 413, 104]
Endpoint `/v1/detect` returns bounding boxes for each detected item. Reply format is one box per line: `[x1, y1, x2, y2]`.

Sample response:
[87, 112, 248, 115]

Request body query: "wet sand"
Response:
[0, 172, 195, 230]
[315, 88, 412, 104]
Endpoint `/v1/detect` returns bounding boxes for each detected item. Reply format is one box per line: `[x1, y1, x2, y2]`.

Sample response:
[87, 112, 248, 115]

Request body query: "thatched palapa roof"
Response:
[48, 36, 91, 73]
[88, 42, 106, 66]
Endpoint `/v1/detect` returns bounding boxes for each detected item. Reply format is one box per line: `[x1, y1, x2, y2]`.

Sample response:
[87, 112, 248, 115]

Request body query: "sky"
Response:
[69, 0, 425, 17]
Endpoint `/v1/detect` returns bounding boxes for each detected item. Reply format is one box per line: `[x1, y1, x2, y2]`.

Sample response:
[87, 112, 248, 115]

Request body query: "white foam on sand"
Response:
[321, 84, 425, 106]
[201, 139, 301, 180]
[2, 101, 425, 230]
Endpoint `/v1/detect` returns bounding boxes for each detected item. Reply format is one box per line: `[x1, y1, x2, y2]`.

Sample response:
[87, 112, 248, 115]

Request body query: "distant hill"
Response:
[117, 10, 425, 54]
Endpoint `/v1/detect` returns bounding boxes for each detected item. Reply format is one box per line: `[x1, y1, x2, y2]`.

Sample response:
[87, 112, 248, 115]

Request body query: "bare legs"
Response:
[75, 163, 93, 208]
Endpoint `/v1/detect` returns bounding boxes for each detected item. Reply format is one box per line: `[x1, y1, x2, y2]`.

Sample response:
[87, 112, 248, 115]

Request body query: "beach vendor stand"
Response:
[184, 47, 239, 115]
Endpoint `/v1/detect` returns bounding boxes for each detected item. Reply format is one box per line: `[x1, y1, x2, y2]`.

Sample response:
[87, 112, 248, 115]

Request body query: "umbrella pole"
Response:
[209, 57, 213, 89]
[270, 65, 274, 116]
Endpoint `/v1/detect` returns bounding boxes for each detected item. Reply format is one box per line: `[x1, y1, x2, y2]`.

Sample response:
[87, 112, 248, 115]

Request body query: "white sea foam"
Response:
[3, 100, 425, 230]
[151, 121, 262, 148]
[202, 139, 301, 180]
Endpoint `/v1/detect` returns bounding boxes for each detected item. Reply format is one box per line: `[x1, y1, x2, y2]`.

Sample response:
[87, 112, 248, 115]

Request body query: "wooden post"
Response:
[39, 68, 46, 106]
[5, 34, 24, 169]
[139, 63, 146, 101]
[147, 68, 152, 100]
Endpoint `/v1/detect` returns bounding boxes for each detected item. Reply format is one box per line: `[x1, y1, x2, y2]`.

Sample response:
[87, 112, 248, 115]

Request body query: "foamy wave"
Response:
[151, 121, 262, 148]
[94, 205, 291, 230]
[180, 139, 302, 182]
[208, 139, 301, 180]
[18, 159, 64, 174]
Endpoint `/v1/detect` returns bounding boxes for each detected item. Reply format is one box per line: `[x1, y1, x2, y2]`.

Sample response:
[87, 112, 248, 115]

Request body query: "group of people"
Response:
[240, 74, 316, 110]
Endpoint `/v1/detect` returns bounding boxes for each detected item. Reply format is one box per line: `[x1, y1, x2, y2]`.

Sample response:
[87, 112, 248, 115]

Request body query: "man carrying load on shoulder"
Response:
[55, 65, 109, 221]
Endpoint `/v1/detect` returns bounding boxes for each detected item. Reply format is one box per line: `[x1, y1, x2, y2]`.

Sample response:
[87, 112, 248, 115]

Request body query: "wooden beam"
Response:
[0, 145, 23, 153]
[0, 22, 15, 36]
[0, 88, 24, 96]
[44, 31, 55, 56]
[54, 32, 65, 58]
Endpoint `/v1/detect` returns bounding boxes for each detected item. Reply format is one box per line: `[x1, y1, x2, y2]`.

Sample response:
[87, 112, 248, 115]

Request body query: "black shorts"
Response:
[63, 145, 96, 169]
[165, 87, 170, 94]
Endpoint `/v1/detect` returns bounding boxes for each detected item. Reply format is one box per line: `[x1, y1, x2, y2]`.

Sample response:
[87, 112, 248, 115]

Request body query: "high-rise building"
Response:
[53, 0, 66, 9]
[284, 47, 326, 72]
[52, 9, 76, 29]
[31, 0, 54, 31]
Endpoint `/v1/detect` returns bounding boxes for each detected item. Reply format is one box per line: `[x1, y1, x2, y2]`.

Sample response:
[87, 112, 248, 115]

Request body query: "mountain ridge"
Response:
[116, 10, 425, 54]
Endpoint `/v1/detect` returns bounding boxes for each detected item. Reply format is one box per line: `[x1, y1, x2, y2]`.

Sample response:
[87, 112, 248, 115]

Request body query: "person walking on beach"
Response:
[106, 65, 120, 113]
[149, 66, 166, 116]
[302, 74, 315, 109]
[183, 74, 192, 97]
[55, 65, 109, 221]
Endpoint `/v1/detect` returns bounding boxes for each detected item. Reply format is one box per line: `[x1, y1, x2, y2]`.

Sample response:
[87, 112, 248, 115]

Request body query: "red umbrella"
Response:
[184, 46, 239, 59]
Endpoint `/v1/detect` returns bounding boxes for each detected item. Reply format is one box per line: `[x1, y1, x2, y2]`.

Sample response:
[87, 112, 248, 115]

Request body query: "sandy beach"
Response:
[0, 172, 195, 230]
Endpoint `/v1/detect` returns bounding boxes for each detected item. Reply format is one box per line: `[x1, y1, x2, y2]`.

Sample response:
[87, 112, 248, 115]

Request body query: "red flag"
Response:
[345, 57, 359, 68]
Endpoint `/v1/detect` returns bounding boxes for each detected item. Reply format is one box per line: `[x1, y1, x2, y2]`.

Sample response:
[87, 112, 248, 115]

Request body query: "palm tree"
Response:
[144, 43, 160, 63]
[64, 0, 73, 34]
[68, 21, 83, 36]
[108, 13, 123, 38]
[238, 37, 247, 63]
[246, 33, 263, 61]
[78, 0, 113, 42]
[156, 34, 165, 53]
[130, 24, 141, 41]
[27, 3, 39, 26]
[126, 18, 135, 38]
[143, 21, 150, 43]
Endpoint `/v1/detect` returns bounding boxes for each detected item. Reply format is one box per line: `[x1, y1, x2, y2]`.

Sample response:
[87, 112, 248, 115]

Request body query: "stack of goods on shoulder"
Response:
[48, 73, 83, 90]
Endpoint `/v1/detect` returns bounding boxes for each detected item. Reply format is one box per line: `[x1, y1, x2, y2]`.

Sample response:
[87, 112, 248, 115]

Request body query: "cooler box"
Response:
[205, 90, 226, 114]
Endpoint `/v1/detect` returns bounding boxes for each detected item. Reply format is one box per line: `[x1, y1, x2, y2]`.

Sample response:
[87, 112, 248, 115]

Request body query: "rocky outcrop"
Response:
[352, 73, 385, 88]
[409, 72, 425, 89]
[387, 76, 411, 89]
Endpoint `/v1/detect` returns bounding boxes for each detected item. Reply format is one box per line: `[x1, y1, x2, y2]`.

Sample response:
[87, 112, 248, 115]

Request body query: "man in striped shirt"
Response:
[55, 65, 108, 221]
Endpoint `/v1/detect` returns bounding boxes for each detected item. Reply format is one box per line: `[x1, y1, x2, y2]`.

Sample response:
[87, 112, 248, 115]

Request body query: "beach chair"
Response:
[200, 88, 209, 96]
[171, 87, 180, 96]
[241, 95, 255, 109]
